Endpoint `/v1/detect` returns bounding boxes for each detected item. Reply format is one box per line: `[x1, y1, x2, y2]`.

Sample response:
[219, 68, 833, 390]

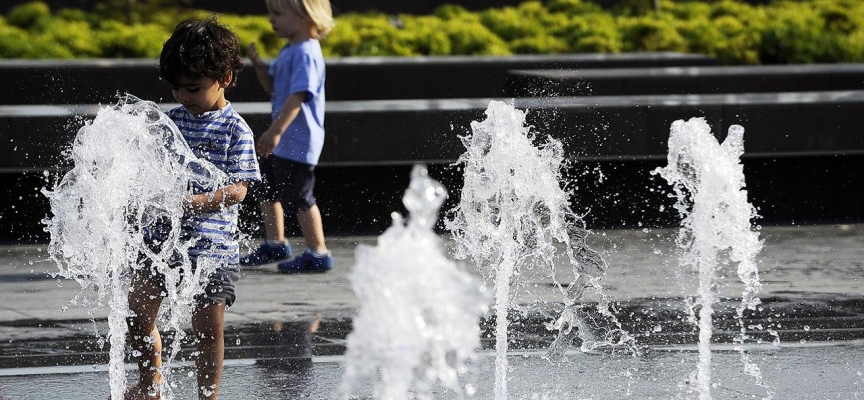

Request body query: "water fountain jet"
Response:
[342, 164, 488, 399]
[653, 117, 771, 400]
[446, 100, 637, 399]
[42, 95, 227, 400]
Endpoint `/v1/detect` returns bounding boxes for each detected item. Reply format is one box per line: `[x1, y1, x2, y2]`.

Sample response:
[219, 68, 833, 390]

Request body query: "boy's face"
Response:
[171, 75, 230, 116]
[269, 7, 307, 40]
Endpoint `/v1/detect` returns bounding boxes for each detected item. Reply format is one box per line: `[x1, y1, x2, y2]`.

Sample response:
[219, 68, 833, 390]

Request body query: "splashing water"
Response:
[446, 100, 636, 400]
[342, 164, 488, 399]
[41, 95, 227, 400]
[652, 117, 772, 400]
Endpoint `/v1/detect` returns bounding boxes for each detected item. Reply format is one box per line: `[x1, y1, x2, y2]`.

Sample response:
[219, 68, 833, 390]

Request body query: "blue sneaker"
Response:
[278, 249, 333, 274]
[240, 241, 293, 266]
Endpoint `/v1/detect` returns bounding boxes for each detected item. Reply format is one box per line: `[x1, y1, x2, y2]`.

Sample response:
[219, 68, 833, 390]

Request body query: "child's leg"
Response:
[191, 300, 227, 400]
[126, 272, 165, 399]
[297, 204, 327, 252]
[253, 156, 285, 244]
[259, 201, 285, 242]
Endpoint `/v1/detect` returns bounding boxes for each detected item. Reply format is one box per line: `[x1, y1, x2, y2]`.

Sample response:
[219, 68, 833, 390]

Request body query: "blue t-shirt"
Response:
[168, 103, 261, 265]
[269, 39, 326, 165]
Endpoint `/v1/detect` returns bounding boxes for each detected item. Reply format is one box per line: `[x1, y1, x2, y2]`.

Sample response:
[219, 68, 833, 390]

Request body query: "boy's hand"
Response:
[256, 128, 282, 159]
[248, 43, 267, 68]
[257, 93, 304, 157]
[248, 42, 273, 94]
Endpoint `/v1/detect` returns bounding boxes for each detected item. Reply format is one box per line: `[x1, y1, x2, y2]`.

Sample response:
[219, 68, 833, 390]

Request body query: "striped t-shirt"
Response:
[167, 103, 261, 265]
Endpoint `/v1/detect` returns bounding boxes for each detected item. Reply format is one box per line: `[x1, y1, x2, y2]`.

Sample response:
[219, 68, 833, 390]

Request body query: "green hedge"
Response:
[3, 0, 864, 64]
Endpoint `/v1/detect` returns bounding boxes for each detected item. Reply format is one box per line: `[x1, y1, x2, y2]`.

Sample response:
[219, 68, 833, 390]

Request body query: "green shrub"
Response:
[620, 15, 687, 52]
[558, 14, 623, 53]
[433, 4, 476, 22]
[402, 16, 453, 55]
[838, 29, 864, 62]
[93, 0, 193, 24]
[55, 8, 99, 26]
[43, 19, 102, 57]
[546, 0, 603, 16]
[709, 0, 757, 20]
[676, 16, 723, 57]
[510, 34, 569, 54]
[442, 19, 510, 55]
[7, 1, 51, 29]
[714, 16, 761, 64]
[320, 16, 364, 57]
[614, 0, 661, 16]
[144, 8, 202, 27]
[480, 4, 547, 42]
[662, 1, 711, 20]
[0, 23, 75, 58]
[220, 15, 281, 57]
[759, 3, 833, 63]
[0, 23, 32, 57]
[819, 5, 857, 34]
[95, 21, 169, 58]
[1, 0, 863, 63]
[321, 13, 413, 57]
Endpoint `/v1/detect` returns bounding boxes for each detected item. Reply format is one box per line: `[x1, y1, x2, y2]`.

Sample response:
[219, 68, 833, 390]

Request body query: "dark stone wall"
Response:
[2, 54, 863, 244]
[0, 53, 718, 105]
[9, 155, 862, 244]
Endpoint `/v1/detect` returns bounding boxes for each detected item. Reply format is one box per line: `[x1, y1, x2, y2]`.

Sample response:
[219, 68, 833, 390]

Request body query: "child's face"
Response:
[269, 7, 308, 40]
[171, 75, 230, 116]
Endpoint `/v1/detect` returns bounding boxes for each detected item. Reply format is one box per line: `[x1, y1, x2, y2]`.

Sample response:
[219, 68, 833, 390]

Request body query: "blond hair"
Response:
[266, 0, 334, 38]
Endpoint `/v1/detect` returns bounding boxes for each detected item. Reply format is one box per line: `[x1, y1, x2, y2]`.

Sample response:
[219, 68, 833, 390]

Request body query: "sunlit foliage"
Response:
[3, 0, 864, 63]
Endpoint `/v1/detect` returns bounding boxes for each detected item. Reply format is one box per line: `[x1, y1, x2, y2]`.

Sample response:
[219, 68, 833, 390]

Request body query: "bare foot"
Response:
[122, 385, 161, 400]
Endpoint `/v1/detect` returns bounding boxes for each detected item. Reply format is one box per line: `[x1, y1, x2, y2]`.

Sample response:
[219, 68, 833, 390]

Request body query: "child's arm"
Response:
[183, 181, 249, 213]
[255, 92, 305, 159]
[248, 43, 273, 95]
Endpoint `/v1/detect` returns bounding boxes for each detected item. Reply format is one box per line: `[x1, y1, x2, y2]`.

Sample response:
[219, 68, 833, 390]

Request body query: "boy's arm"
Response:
[248, 43, 273, 95]
[255, 92, 306, 159]
[183, 181, 249, 213]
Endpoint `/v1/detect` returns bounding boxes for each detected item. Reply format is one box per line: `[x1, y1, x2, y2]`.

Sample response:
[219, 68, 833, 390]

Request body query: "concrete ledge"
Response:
[3, 90, 864, 171]
[324, 52, 719, 100]
[0, 53, 719, 105]
[507, 64, 864, 97]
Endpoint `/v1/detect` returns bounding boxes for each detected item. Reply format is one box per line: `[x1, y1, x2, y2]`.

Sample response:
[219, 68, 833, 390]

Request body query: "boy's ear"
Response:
[219, 71, 233, 88]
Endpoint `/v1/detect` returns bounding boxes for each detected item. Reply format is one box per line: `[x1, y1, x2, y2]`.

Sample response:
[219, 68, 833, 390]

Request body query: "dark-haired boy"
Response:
[125, 18, 260, 400]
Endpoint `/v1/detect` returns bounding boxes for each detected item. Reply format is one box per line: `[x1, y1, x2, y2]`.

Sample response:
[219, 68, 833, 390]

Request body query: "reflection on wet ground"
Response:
[2, 295, 864, 370]
[4, 340, 864, 399]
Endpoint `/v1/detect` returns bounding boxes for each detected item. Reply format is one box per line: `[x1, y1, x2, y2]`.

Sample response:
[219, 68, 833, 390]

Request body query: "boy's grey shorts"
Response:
[136, 253, 240, 307]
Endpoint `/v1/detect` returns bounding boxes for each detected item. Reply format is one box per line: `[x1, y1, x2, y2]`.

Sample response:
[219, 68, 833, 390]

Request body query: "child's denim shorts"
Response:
[248, 155, 317, 214]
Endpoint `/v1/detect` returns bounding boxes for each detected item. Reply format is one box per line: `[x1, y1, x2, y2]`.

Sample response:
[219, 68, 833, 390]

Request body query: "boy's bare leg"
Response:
[126, 272, 165, 399]
[192, 300, 226, 400]
[297, 204, 327, 252]
[260, 201, 285, 242]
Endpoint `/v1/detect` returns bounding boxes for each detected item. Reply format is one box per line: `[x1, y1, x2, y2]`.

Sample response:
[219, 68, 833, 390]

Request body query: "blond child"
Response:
[243, 0, 335, 273]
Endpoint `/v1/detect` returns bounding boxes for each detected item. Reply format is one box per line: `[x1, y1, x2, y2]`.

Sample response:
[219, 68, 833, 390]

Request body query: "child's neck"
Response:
[289, 27, 315, 45]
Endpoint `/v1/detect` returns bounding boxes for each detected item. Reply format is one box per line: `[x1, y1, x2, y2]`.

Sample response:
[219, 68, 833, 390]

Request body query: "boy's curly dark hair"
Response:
[159, 18, 244, 87]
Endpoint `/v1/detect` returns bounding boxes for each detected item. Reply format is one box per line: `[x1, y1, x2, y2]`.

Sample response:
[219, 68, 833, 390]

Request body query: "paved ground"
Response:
[0, 223, 863, 344]
[2, 223, 863, 399]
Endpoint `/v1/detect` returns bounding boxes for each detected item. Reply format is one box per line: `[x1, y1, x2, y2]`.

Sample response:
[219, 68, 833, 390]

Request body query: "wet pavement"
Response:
[1, 223, 863, 398]
[5, 343, 864, 399]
